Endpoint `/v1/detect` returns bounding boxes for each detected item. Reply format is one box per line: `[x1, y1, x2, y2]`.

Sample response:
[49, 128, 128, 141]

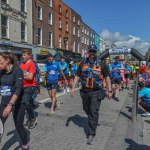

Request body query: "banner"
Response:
[109, 48, 131, 55]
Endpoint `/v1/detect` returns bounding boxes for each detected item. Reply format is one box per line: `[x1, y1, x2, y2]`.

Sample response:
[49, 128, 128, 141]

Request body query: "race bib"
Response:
[0, 86, 12, 96]
[49, 70, 56, 75]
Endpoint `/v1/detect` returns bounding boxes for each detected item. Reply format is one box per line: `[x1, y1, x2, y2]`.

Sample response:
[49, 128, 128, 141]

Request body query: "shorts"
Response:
[22, 86, 36, 105]
[111, 78, 121, 84]
[124, 74, 130, 79]
[46, 81, 58, 90]
[59, 74, 69, 83]
[139, 101, 150, 112]
[141, 74, 148, 80]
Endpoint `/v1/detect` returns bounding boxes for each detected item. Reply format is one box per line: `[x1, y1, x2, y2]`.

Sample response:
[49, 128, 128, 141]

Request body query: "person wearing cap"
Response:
[44, 54, 65, 114]
[109, 56, 124, 102]
[59, 58, 70, 93]
[70, 44, 112, 145]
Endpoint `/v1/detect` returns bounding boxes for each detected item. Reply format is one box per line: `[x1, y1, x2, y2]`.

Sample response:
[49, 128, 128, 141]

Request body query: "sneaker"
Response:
[67, 88, 70, 93]
[114, 97, 119, 102]
[22, 146, 29, 150]
[141, 112, 150, 117]
[47, 109, 55, 116]
[28, 118, 37, 129]
[63, 90, 66, 93]
[87, 135, 94, 145]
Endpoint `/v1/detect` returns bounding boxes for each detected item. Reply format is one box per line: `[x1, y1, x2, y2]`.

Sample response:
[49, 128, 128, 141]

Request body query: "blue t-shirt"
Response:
[35, 63, 40, 82]
[71, 65, 77, 76]
[107, 64, 113, 78]
[139, 87, 150, 105]
[59, 62, 68, 75]
[124, 66, 131, 74]
[110, 61, 124, 78]
[44, 61, 60, 82]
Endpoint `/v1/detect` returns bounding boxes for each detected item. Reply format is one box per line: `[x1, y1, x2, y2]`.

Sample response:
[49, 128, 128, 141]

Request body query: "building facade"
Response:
[53, 0, 72, 52]
[32, 0, 54, 61]
[0, 0, 33, 60]
[70, 9, 82, 54]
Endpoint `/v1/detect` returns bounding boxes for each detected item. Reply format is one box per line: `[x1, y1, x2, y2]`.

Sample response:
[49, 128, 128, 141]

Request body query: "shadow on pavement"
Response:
[120, 111, 132, 120]
[65, 114, 88, 136]
[144, 120, 150, 124]
[1, 129, 30, 150]
[44, 102, 52, 109]
[125, 139, 150, 150]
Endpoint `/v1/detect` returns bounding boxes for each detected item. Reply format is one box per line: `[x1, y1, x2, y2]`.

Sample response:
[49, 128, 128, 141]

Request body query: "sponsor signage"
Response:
[40, 49, 50, 55]
[109, 48, 131, 55]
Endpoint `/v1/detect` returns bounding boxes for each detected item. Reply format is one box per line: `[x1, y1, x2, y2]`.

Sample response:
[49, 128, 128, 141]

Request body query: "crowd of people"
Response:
[0, 45, 150, 148]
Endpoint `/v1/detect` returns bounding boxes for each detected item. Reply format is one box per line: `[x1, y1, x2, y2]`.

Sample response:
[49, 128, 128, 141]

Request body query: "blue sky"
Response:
[63, 0, 150, 41]
[63, 0, 150, 53]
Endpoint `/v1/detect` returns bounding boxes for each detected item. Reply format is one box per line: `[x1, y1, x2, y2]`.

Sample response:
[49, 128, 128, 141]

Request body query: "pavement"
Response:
[0, 87, 150, 150]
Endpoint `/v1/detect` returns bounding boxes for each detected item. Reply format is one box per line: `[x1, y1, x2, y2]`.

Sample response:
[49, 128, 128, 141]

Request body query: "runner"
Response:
[110, 56, 124, 102]
[0, 52, 29, 150]
[124, 62, 132, 90]
[70, 61, 77, 88]
[20, 50, 37, 129]
[59, 58, 69, 93]
[44, 54, 65, 115]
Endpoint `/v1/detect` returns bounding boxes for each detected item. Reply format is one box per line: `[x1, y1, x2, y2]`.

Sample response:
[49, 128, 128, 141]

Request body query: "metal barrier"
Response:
[132, 71, 139, 122]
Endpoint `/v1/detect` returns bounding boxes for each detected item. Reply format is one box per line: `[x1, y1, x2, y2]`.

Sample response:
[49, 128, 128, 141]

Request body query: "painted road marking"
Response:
[38, 87, 81, 104]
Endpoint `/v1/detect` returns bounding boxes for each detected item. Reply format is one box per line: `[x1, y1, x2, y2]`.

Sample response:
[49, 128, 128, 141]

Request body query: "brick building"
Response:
[32, 0, 54, 60]
[70, 9, 82, 53]
[53, 0, 72, 51]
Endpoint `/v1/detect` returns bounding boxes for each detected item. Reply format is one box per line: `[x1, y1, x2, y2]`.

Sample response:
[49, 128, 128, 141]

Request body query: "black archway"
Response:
[98, 48, 145, 61]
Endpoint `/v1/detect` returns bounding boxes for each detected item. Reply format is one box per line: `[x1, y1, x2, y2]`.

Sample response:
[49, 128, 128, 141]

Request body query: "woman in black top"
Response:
[0, 52, 29, 150]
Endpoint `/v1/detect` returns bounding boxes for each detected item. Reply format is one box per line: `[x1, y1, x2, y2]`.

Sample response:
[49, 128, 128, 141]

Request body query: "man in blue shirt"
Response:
[138, 82, 150, 116]
[110, 56, 124, 102]
[44, 54, 65, 114]
[59, 58, 69, 93]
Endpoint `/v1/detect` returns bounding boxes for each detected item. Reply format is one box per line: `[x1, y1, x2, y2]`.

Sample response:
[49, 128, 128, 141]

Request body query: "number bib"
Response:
[0, 86, 12, 96]
[49, 70, 55, 75]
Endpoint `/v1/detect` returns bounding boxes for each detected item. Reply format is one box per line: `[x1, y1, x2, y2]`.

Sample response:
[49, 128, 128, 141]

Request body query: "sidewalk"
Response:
[0, 89, 133, 150]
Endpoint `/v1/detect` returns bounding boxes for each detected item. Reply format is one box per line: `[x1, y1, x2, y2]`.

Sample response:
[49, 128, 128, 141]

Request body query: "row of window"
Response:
[1, 0, 53, 12]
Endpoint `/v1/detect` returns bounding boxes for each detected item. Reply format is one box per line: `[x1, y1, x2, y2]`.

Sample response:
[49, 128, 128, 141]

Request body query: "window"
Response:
[58, 35, 62, 48]
[48, 0, 52, 7]
[21, 0, 26, 12]
[66, 22, 68, 32]
[21, 22, 26, 42]
[48, 13, 52, 25]
[1, 15, 8, 38]
[87, 38, 89, 45]
[78, 30, 80, 37]
[66, 10, 69, 18]
[87, 31, 89, 35]
[73, 26, 75, 35]
[49, 32, 52, 48]
[58, 18, 62, 29]
[78, 43, 80, 53]
[59, 5, 61, 13]
[73, 16, 75, 22]
[85, 29, 86, 34]
[37, 28, 42, 46]
[78, 20, 80, 26]
[84, 37, 86, 45]
[73, 41, 75, 52]
[65, 39, 68, 50]
[91, 33, 92, 38]
[82, 27, 84, 33]
[82, 36, 84, 44]
[1, 0, 7, 4]
[38, 6, 42, 20]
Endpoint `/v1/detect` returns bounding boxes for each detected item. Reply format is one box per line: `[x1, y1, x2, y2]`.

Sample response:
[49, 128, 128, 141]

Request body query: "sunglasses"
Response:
[88, 50, 97, 53]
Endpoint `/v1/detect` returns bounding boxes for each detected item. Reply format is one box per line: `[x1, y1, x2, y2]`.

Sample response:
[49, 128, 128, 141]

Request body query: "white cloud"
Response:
[101, 30, 150, 55]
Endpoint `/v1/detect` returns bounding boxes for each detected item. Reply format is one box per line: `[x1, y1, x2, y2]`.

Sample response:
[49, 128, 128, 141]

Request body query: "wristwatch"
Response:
[108, 90, 112, 93]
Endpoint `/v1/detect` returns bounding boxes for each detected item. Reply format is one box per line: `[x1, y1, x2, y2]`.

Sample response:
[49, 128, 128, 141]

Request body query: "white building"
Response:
[0, 0, 33, 60]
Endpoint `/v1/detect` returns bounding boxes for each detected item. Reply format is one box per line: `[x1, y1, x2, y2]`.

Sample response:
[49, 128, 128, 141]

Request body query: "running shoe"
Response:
[87, 135, 94, 145]
[22, 146, 29, 150]
[47, 109, 55, 116]
[114, 97, 120, 102]
[141, 112, 150, 117]
[28, 118, 37, 129]
[67, 88, 70, 93]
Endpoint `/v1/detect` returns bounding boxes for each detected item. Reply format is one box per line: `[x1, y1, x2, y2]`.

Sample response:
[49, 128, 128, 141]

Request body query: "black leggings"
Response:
[0, 103, 28, 145]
